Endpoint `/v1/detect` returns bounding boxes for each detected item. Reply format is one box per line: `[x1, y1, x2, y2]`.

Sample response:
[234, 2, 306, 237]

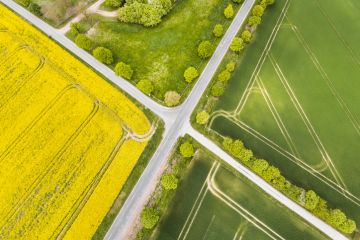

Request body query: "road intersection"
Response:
[0, 0, 347, 239]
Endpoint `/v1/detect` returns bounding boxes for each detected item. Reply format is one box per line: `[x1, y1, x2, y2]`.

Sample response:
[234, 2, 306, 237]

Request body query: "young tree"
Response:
[137, 80, 154, 94]
[180, 141, 195, 158]
[93, 47, 113, 64]
[217, 70, 231, 82]
[184, 67, 199, 83]
[75, 34, 93, 51]
[197, 41, 214, 59]
[226, 61, 235, 72]
[164, 91, 181, 106]
[70, 22, 81, 36]
[115, 62, 133, 80]
[28, 3, 42, 16]
[140, 208, 159, 229]
[211, 82, 225, 97]
[248, 15, 261, 26]
[305, 190, 319, 210]
[338, 219, 356, 234]
[105, 0, 124, 8]
[241, 30, 252, 43]
[161, 174, 178, 190]
[196, 111, 210, 125]
[252, 5, 265, 17]
[17, 0, 30, 7]
[252, 159, 269, 175]
[224, 4, 234, 19]
[230, 37, 244, 52]
[213, 24, 224, 37]
[262, 166, 280, 182]
[327, 209, 347, 228]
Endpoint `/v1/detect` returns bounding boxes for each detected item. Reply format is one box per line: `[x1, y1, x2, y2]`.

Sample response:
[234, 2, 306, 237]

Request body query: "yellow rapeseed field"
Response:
[0, 4, 152, 239]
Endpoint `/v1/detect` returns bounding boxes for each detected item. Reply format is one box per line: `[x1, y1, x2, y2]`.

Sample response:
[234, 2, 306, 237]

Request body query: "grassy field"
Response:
[152, 154, 328, 240]
[0, 5, 155, 239]
[209, 0, 360, 226]
[69, 0, 240, 103]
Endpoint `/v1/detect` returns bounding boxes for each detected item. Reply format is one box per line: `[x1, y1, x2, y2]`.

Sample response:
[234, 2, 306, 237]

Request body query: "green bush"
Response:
[248, 15, 261, 26]
[197, 41, 214, 59]
[137, 80, 154, 94]
[196, 111, 209, 125]
[252, 159, 269, 175]
[230, 37, 244, 52]
[217, 70, 231, 82]
[28, 3, 42, 16]
[224, 4, 234, 19]
[184, 67, 199, 83]
[305, 190, 319, 210]
[70, 22, 81, 36]
[232, 0, 243, 3]
[105, 0, 124, 8]
[75, 34, 93, 51]
[164, 91, 181, 106]
[16, 0, 30, 7]
[93, 47, 113, 65]
[115, 62, 133, 80]
[252, 5, 264, 17]
[211, 82, 225, 97]
[226, 62, 235, 72]
[179, 141, 194, 158]
[140, 208, 159, 229]
[241, 30, 252, 43]
[161, 174, 178, 190]
[213, 24, 224, 37]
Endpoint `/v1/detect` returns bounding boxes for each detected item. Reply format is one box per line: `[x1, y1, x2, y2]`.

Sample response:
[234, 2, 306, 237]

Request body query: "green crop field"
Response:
[209, 0, 360, 225]
[152, 155, 328, 240]
[69, 0, 240, 103]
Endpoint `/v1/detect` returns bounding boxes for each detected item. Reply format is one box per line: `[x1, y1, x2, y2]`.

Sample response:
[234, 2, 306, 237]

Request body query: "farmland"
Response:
[208, 0, 360, 226]
[153, 153, 328, 240]
[0, 4, 155, 239]
[67, 0, 241, 103]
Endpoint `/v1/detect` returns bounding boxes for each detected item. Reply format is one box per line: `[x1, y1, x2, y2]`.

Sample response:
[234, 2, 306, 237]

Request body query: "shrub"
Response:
[211, 82, 225, 97]
[338, 219, 356, 234]
[241, 30, 252, 43]
[226, 61, 235, 72]
[93, 47, 113, 64]
[105, 0, 124, 8]
[252, 159, 269, 175]
[75, 34, 93, 51]
[305, 190, 319, 210]
[180, 141, 194, 158]
[248, 15, 261, 26]
[164, 91, 180, 106]
[252, 5, 264, 17]
[213, 24, 224, 37]
[161, 174, 178, 190]
[70, 22, 81, 36]
[262, 166, 280, 182]
[217, 70, 231, 82]
[28, 3, 42, 16]
[230, 37, 244, 52]
[140, 208, 159, 229]
[224, 4, 234, 19]
[17, 0, 30, 7]
[197, 41, 214, 59]
[137, 80, 154, 94]
[196, 111, 209, 125]
[183, 67, 199, 83]
[232, 0, 243, 3]
[115, 62, 133, 80]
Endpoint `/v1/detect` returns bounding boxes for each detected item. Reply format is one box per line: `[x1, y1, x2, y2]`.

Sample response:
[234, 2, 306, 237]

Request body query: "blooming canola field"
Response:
[0, 4, 152, 239]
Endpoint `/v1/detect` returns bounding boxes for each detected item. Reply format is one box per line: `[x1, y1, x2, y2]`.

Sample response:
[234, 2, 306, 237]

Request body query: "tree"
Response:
[252, 5, 264, 17]
[312, 198, 330, 220]
[327, 209, 346, 228]
[230, 37, 244, 52]
[237, 148, 253, 162]
[70, 22, 81, 36]
[180, 141, 194, 158]
[198, 41, 214, 59]
[17, 0, 30, 7]
[248, 16, 261, 26]
[232, 0, 243, 3]
[115, 62, 133, 80]
[226, 62, 235, 72]
[305, 190, 319, 210]
[137, 80, 154, 94]
[211, 82, 225, 97]
[224, 4, 234, 19]
[262, 166, 280, 182]
[105, 0, 124, 8]
[75, 34, 93, 51]
[28, 3, 42, 16]
[196, 111, 209, 125]
[338, 219, 356, 234]
[140, 208, 159, 229]
[271, 175, 286, 191]
[213, 24, 224, 37]
[252, 159, 269, 175]
[164, 91, 181, 106]
[184, 67, 199, 83]
[217, 70, 231, 82]
[262, 0, 275, 6]
[93, 47, 113, 64]
[161, 174, 178, 190]
[241, 30, 252, 43]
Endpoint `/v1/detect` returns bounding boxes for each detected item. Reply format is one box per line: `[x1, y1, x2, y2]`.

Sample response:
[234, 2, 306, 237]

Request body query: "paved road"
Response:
[0, 0, 347, 239]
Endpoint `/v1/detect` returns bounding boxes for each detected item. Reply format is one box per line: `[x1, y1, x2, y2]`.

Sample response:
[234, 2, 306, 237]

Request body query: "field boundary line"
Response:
[234, 0, 291, 116]
[207, 163, 284, 240]
[288, 18, 360, 136]
[269, 54, 348, 191]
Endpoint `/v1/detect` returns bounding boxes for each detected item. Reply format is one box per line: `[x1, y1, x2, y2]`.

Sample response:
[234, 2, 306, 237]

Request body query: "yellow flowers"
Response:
[0, 5, 151, 239]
